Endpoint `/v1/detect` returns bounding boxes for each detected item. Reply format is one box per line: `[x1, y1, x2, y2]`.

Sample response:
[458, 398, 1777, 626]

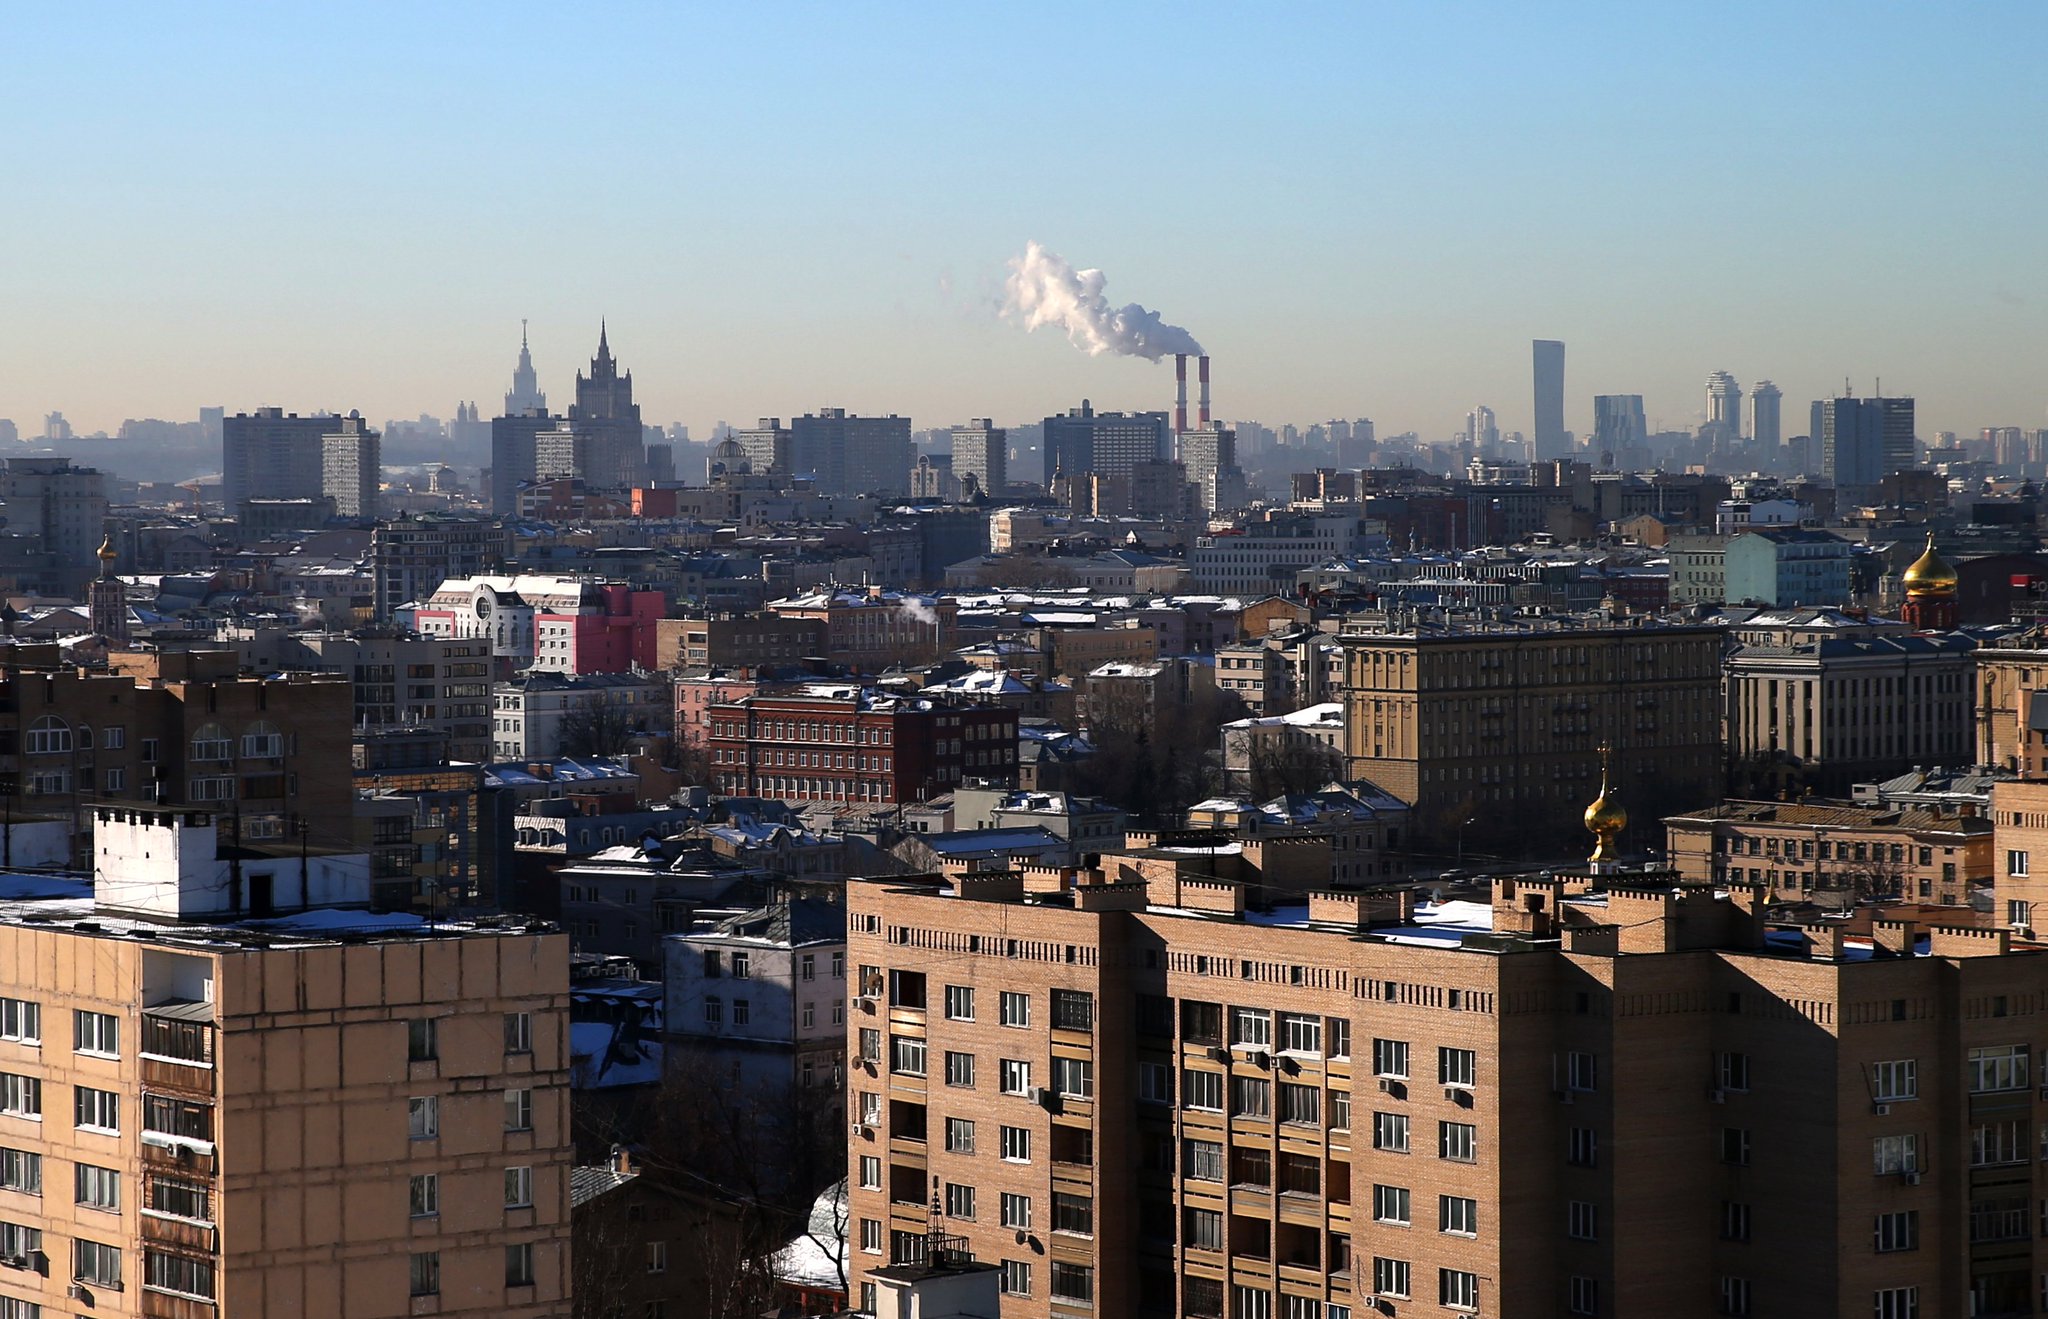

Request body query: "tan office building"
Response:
[1664, 799, 1993, 907]
[845, 858, 2048, 1319]
[1340, 621, 1722, 852]
[0, 805, 573, 1318]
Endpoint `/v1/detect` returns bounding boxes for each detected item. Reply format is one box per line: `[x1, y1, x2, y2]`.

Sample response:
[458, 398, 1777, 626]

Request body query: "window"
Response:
[0, 1222, 38, 1262]
[25, 716, 70, 755]
[1872, 1059, 1917, 1101]
[1969, 1045, 2028, 1093]
[945, 1117, 975, 1153]
[148, 1250, 216, 1299]
[890, 1036, 926, 1077]
[1231, 1007, 1272, 1048]
[1234, 1286, 1271, 1319]
[1720, 1127, 1750, 1166]
[1372, 1038, 1408, 1078]
[646, 1240, 668, 1275]
[505, 1242, 535, 1287]
[732, 951, 751, 979]
[1721, 1201, 1750, 1242]
[75, 1163, 119, 1212]
[1874, 1210, 1918, 1252]
[1372, 1258, 1411, 1299]
[1183, 1068, 1223, 1111]
[1000, 1060, 1030, 1095]
[1000, 991, 1030, 1027]
[1279, 1082, 1320, 1125]
[859, 1218, 882, 1254]
[1440, 1268, 1479, 1311]
[1001, 1260, 1032, 1297]
[1874, 1287, 1917, 1319]
[1182, 999, 1223, 1045]
[242, 723, 284, 758]
[1329, 1088, 1351, 1131]
[733, 1000, 750, 1026]
[1568, 1277, 1599, 1316]
[1053, 1056, 1093, 1099]
[1052, 1191, 1093, 1236]
[505, 1088, 533, 1132]
[944, 1051, 975, 1088]
[1441, 1195, 1477, 1236]
[75, 1010, 118, 1058]
[1373, 1111, 1410, 1153]
[1232, 1074, 1271, 1118]
[2009, 849, 2030, 876]
[1717, 1052, 1750, 1092]
[75, 1238, 122, 1287]
[189, 723, 230, 761]
[1138, 1061, 1174, 1104]
[74, 1086, 118, 1133]
[1327, 1016, 1351, 1059]
[1279, 1012, 1321, 1054]
[0, 999, 39, 1045]
[1873, 1134, 1919, 1175]
[1568, 1127, 1597, 1167]
[410, 1173, 439, 1217]
[1049, 1261, 1093, 1304]
[1186, 1205, 1224, 1251]
[1001, 1125, 1030, 1162]
[944, 985, 974, 1021]
[1439, 1121, 1476, 1163]
[1001, 1192, 1032, 1229]
[0, 1072, 38, 1119]
[1719, 1277, 1751, 1316]
[858, 1027, 880, 1062]
[408, 1096, 439, 1139]
[504, 1013, 533, 1054]
[505, 1166, 533, 1208]
[1971, 1118, 2027, 1167]
[1566, 1051, 1597, 1092]
[1567, 1200, 1597, 1240]
[407, 1018, 437, 1062]
[1052, 989, 1094, 1031]
[1440, 1047, 1477, 1088]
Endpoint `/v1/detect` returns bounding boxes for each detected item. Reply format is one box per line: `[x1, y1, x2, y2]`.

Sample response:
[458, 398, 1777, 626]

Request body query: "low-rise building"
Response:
[1664, 798, 1992, 907]
[492, 671, 671, 762]
[1724, 526, 1856, 607]
[708, 684, 1018, 806]
[663, 896, 848, 1096]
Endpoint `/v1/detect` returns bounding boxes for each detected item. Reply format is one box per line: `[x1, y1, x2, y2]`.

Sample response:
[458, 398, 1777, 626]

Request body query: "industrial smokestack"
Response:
[1198, 355, 1211, 429]
[1175, 354, 1188, 435]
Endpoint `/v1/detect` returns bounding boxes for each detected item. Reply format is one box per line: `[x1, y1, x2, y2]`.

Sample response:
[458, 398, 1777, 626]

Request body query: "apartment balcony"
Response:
[141, 1211, 218, 1253]
[142, 1290, 217, 1319]
[139, 1055, 215, 1098]
[140, 1138, 217, 1178]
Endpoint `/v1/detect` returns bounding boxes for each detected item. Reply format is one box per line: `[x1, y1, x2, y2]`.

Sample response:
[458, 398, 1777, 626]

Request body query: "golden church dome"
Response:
[1584, 745, 1627, 865]
[1901, 532, 1957, 595]
[97, 534, 117, 564]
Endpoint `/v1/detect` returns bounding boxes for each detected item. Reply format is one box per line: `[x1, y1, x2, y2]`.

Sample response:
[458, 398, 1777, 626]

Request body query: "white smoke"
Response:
[1003, 241, 1203, 361]
[899, 596, 939, 627]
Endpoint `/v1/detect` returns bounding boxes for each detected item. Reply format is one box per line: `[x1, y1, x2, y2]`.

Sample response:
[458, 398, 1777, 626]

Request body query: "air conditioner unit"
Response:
[1872, 1103, 1892, 1116]
[1208, 1046, 1231, 1064]
[1377, 1077, 1397, 1093]
[1027, 1086, 1048, 1106]
[851, 1121, 871, 1138]
[1706, 1088, 1726, 1104]
[1554, 1090, 1575, 1105]
[67, 1284, 90, 1301]
[1251, 1050, 1273, 1070]
[1443, 1086, 1465, 1103]
[1901, 1171, 1921, 1186]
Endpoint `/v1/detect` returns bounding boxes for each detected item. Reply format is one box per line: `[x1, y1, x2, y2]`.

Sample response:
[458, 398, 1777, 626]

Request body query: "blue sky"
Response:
[2, 1, 2043, 440]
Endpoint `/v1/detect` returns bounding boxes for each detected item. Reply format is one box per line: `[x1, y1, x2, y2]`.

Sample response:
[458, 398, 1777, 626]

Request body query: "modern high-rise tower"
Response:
[1749, 380, 1783, 451]
[1817, 394, 1915, 498]
[1704, 371, 1743, 439]
[1532, 340, 1567, 459]
[1591, 395, 1647, 461]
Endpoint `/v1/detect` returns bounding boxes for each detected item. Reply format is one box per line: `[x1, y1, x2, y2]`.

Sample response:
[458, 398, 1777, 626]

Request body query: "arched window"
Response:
[191, 724, 231, 762]
[25, 716, 70, 756]
[242, 721, 283, 759]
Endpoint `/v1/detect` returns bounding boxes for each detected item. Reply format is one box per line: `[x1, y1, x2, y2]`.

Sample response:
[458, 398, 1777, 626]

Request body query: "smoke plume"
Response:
[1003, 241, 1203, 361]
[899, 596, 939, 627]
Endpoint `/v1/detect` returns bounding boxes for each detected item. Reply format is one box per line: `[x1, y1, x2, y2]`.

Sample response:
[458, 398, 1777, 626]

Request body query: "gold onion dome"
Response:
[1584, 747, 1627, 865]
[96, 534, 116, 564]
[1901, 532, 1956, 595]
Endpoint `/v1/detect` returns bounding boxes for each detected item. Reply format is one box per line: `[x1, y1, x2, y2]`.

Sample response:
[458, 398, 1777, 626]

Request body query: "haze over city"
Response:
[4, 1, 2045, 439]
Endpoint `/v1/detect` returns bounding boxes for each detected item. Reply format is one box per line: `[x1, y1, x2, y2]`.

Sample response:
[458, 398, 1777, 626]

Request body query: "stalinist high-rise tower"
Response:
[503, 320, 547, 416]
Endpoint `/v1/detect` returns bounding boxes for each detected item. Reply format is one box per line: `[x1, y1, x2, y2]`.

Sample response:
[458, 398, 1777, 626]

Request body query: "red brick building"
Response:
[708, 684, 1017, 805]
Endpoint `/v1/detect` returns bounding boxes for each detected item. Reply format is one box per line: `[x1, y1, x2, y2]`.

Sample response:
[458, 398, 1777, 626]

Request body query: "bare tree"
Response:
[558, 693, 649, 760]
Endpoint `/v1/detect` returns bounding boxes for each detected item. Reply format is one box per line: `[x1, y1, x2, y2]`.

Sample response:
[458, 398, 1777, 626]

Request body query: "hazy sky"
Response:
[3, 2, 2044, 443]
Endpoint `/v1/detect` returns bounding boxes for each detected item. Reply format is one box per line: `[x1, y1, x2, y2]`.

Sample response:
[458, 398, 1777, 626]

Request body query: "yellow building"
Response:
[0, 805, 573, 1318]
[1340, 620, 1723, 853]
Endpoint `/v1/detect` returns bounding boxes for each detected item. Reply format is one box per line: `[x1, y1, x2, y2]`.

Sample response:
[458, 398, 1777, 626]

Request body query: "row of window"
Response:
[711, 720, 894, 744]
[0, 1005, 118, 1056]
[409, 1243, 538, 1296]
[407, 1165, 537, 1215]
[404, 1013, 536, 1062]
[406, 1089, 535, 1138]
[0, 1161, 201, 1218]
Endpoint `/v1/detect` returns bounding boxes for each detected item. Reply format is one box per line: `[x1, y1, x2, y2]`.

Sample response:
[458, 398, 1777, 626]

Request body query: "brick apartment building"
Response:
[707, 685, 1017, 806]
[1664, 799, 1993, 908]
[0, 805, 573, 1318]
[1341, 621, 1722, 853]
[0, 644, 351, 862]
[767, 588, 959, 670]
[844, 861, 2048, 1319]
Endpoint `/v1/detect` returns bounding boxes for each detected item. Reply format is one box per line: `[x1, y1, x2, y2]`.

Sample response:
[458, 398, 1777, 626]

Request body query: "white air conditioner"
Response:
[1027, 1086, 1048, 1106]
[1377, 1077, 1397, 1093]
[1872, 1103, 1891, 1116]
[1901, 1170, 1921, 1185]
[851, 1121, 871, 1138]
[67, 1284, 90, 1301]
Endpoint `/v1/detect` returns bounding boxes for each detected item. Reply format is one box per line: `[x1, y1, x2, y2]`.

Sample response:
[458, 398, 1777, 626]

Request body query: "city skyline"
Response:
[2, 3, 2043, 440]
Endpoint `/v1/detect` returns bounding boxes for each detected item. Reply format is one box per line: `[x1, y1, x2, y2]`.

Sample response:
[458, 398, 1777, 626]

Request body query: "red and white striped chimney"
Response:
[1174, 354, 1189, 435]
[1197, 355, 1211, 429]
